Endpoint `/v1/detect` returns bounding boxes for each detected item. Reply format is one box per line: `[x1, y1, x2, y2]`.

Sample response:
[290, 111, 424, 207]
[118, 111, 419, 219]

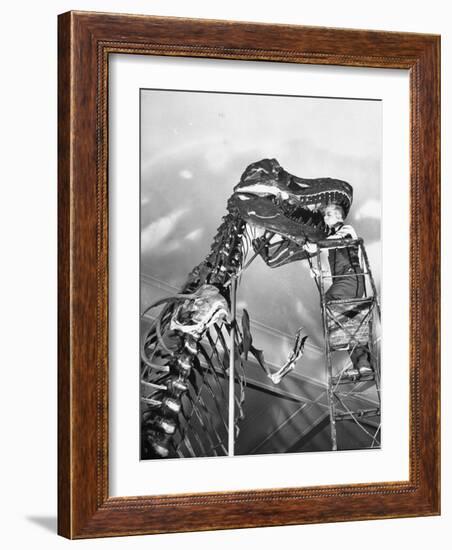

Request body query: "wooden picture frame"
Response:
[58, 11, 440, 538]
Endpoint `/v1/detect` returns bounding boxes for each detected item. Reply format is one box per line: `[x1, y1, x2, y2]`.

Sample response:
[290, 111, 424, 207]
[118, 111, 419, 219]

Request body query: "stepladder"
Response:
[311, 237, 381, 451]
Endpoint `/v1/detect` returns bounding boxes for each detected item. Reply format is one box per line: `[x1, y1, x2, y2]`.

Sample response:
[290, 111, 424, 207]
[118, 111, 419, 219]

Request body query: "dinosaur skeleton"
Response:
[141, 158, 353, 459]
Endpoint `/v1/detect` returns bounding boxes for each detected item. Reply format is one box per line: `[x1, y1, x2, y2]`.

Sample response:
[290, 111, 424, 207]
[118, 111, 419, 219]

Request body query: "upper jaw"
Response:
[234, 158, 353, 212]
[232, 187, 351, 215]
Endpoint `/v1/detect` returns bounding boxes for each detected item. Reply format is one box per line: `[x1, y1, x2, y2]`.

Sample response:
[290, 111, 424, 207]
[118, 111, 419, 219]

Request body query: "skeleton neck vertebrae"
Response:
[184, 210, 248, 293]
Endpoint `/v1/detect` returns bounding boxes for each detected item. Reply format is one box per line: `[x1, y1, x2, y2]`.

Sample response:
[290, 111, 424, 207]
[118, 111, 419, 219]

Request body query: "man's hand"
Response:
[303, 241, 318, 254]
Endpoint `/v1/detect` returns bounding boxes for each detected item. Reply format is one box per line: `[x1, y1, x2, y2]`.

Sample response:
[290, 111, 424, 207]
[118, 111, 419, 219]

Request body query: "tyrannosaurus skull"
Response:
[229, 158, 353, 244]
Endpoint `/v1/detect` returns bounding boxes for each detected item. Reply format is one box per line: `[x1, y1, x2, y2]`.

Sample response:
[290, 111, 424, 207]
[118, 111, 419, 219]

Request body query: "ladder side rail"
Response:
[368, 311, 382, 408]
[358, 239, 381, 397]
[359, 241, 381, 319]
[360, 245, 368, 298]
[359, 239, 381, 428]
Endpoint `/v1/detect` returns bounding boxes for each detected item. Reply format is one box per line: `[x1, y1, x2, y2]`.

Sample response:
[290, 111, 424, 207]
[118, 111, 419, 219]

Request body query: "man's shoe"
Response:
[342, 367, 360, 381]
[358, 365, 373, 377]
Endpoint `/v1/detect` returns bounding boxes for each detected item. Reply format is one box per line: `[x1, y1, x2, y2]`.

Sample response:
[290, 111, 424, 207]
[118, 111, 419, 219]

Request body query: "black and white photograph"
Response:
[140, 89, 382, 460]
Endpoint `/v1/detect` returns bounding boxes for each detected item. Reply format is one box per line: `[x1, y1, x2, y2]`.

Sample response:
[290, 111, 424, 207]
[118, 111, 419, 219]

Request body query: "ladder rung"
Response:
[321, 272, 370, 279]
[329, 338, 370, 348]
[331, 374, 375, 385]
[317, 238, 363, 249]
[326, 297, 375, 306]
[335, 408, 380, 421]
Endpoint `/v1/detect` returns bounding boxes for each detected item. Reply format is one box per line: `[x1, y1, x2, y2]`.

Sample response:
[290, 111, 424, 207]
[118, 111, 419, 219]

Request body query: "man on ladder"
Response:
[304, 202, 381, 450]
[304, 202, 373, 379]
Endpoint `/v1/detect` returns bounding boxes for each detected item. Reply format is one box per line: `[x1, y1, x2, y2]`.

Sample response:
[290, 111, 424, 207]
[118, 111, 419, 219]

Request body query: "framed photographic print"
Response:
[58, 11, 440, 538]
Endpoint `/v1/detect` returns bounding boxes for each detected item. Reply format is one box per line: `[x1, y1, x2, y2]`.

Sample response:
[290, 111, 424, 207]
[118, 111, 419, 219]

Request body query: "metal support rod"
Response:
[316, 249, 337, 451]
[228, 276, 237, 456]
[307, 254, 321, 294]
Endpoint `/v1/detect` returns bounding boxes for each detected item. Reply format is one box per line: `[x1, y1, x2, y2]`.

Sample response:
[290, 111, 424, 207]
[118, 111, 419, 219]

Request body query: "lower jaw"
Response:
[250, 217, 326, 239]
